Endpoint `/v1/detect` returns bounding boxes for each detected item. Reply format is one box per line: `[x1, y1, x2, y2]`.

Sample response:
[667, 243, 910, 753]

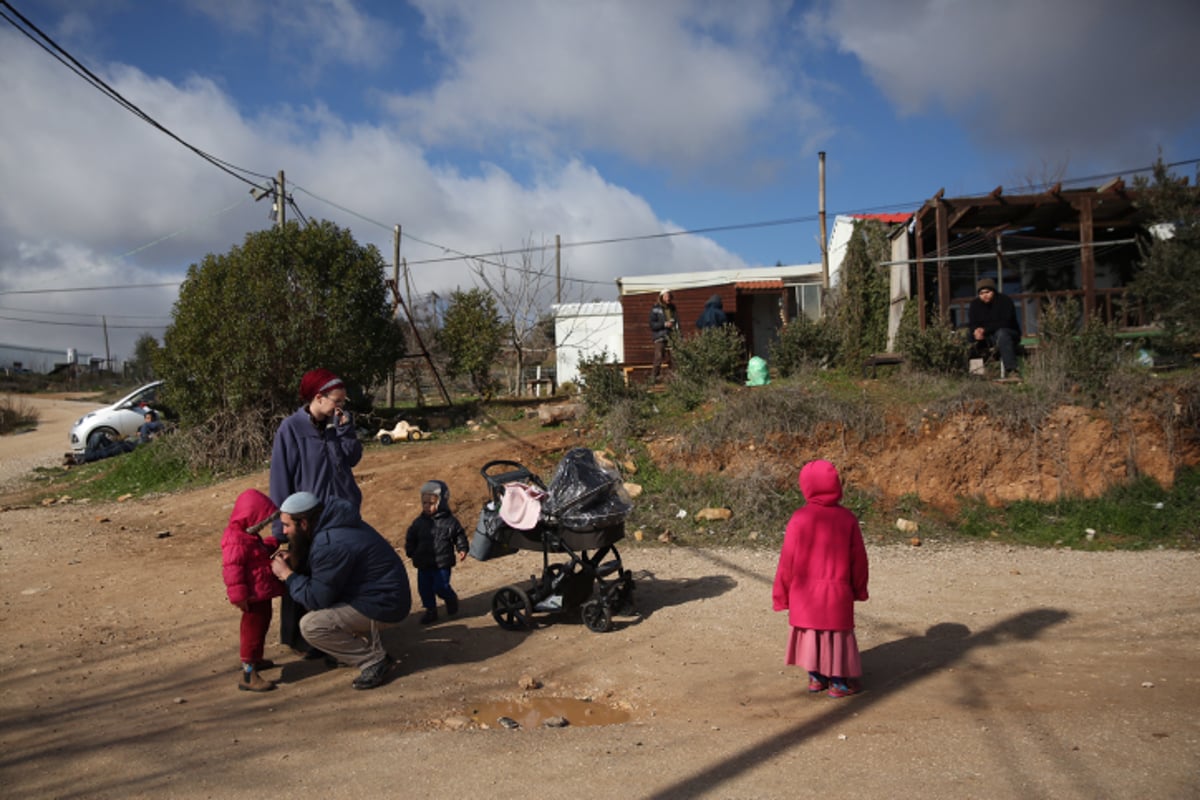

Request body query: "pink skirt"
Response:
[785, 627, 862, 678]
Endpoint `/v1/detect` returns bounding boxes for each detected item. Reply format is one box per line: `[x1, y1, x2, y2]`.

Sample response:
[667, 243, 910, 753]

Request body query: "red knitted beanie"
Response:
[299, 368, 343, 402]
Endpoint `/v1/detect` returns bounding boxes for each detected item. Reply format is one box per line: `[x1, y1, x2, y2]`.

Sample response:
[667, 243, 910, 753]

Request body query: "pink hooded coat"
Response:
[221, 489, 285, 606]
[772, 460, 869, 631]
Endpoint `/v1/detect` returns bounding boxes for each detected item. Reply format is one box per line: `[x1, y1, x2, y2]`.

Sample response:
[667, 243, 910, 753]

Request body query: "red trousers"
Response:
[239, 600, 273, 663]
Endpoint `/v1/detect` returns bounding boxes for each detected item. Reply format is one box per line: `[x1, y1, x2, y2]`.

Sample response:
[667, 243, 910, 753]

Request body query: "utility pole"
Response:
[819, 151, 829, 290]
[276, 170, 286, 228]
[555, 234, 561, 304]
[387, 224, 400, 408]
[102, 315, 111, 373]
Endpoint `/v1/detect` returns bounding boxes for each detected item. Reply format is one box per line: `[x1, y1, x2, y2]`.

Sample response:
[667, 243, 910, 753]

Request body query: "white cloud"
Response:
[0, 20, 750, 360]
[818, 0, 1200, 164]
[384, 0, 820, 173]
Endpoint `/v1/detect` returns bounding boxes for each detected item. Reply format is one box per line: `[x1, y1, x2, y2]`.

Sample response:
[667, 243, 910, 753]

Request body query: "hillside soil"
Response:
[0, 394, 1197, 799]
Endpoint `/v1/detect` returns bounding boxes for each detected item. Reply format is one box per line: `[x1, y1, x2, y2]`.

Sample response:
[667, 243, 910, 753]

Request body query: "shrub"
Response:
[578, 351, 638, 416]
[770, 315, 840, 377]
[1029, 299, 1124, 404]
[671, 326, 747, 385]
[895, 301, 965, 374]
[0, 395, 39, 435]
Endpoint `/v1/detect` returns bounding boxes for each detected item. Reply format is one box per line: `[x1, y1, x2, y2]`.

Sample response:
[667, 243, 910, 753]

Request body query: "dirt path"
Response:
[1, 396, 1198, 799]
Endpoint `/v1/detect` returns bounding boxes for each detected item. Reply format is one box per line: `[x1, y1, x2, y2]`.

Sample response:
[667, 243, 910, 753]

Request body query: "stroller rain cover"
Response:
[541, 448, 633, 532]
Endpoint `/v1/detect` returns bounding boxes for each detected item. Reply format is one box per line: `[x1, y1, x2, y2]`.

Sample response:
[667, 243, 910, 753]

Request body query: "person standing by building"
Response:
[695, 294, 729, 330]
[649, 289, 677, 384]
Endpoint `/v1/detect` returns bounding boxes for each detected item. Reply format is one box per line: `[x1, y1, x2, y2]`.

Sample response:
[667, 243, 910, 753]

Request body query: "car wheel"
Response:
[408, 430, 422, 441]
[86, 428, 117, 450]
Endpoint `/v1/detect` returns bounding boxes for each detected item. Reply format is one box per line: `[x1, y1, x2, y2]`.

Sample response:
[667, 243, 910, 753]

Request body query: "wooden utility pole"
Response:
[387, 225, 400, 408]
[276, 170, 286, 228]
[555, 234, 561, 304]
[819, 151, 829, 290]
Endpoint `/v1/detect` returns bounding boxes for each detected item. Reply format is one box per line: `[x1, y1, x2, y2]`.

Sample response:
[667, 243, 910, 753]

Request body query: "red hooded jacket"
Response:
[221, 489, 285, 606]
[772, 460, 869, 631]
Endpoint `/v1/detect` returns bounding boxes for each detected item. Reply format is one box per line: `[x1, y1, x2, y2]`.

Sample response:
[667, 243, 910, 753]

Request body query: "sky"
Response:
[1, 0, 1197, 365]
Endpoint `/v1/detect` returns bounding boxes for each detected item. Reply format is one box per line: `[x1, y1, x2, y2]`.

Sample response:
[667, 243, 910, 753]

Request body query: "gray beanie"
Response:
[420, 481, 443, 497]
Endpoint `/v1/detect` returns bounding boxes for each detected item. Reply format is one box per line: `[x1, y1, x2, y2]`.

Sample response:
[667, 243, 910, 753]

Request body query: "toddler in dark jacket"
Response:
[405, 479, 468, 625]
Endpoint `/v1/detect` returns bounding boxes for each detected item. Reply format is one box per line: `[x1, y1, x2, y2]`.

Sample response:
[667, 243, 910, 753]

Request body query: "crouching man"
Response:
[270, 491, 411, 690]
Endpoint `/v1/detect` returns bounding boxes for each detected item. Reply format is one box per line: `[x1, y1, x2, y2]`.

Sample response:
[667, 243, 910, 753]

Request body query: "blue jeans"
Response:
[417, 567, 457, 610]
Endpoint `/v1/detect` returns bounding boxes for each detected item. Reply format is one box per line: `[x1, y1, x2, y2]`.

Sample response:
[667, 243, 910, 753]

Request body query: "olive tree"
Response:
[158, 220, 405, 428]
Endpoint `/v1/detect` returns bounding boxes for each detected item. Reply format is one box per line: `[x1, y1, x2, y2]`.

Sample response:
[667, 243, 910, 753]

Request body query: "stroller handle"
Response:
[480, 459, 547, 490]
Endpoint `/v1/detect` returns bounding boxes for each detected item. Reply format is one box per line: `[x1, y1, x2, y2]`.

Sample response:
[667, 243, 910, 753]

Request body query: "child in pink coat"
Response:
[221, 489, 285, 692]
[772, 460, 869, 697]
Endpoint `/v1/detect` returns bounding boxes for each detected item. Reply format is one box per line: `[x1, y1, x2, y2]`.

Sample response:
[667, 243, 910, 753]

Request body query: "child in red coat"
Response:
[772, 460, 869, 698]
[221, 489, 284, 692]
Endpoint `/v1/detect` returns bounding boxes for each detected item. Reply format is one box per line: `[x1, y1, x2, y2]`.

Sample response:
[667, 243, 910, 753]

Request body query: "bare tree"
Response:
[468, 236, 588, 395]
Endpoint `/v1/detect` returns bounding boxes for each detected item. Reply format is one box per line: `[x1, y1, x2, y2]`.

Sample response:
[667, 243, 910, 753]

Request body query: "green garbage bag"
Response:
[746, 356, 769, 386]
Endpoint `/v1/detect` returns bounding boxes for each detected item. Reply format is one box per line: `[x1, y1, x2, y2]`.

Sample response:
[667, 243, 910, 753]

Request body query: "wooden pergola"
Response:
[912, 181, 1149, 330]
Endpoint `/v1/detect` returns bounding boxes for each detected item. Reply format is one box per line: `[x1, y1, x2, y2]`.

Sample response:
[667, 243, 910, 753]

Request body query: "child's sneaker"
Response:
[445, 595, 459, 617]
[827, 680, 861, 698]
[807, 677, 829, 693]
[419, 608, 438, 625]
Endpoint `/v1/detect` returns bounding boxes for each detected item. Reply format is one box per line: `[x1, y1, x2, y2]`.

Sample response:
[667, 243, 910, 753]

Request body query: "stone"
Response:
[517, 674, 542, 690]
[695, 507, 733, 522]
[624, 482, 643, 499]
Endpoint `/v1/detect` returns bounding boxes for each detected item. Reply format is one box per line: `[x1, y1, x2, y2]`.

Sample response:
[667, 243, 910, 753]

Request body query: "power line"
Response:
[0, 1, 269, 188]
[0, 312, 167, 330]
[0, 282, 180, 297]
[0, 304, 171, 321]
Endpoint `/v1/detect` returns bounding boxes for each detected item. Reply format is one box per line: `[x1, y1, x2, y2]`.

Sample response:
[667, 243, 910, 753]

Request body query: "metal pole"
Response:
[555, 234, 561, 304]
[388, 224, 400, 408]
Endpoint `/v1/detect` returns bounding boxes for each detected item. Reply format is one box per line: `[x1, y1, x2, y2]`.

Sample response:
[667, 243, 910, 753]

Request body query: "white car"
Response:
[69, 380, 165, 453]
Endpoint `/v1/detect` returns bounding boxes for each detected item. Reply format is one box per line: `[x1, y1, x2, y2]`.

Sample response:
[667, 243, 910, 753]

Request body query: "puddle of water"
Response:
[470, 697, 631, 729]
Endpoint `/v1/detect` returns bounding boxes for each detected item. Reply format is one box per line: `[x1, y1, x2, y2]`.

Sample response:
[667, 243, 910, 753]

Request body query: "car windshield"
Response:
[118, 382, 161, 408]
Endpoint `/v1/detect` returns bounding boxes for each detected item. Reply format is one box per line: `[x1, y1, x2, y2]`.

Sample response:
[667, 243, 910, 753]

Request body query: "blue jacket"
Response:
[405, 480, 468, 570]
[284, 497, 412, 623]
[270, 406, 363, 521]
[695, 294, 729, 330]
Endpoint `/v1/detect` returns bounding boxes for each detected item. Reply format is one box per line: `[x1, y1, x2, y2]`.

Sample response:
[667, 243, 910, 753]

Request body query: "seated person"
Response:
[967, 278, 1022, 375]
[138, 410, 165, 443]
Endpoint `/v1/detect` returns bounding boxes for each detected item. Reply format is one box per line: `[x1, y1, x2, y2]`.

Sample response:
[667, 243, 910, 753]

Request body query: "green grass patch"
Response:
[954, 469, 1200, 550]
[34, 441, 214, 502]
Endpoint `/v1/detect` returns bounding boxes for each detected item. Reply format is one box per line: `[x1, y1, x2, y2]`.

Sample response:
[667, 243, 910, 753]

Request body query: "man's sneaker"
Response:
[352, 655, 395, 690]
[238, 669, 276, 693]
[419, 608, 438, 625]
[827, 680, 861, 698]
[445, 595, 459, 617]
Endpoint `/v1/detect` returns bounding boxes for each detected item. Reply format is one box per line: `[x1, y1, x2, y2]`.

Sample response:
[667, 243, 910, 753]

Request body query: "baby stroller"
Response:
[469, 448, 635, 633]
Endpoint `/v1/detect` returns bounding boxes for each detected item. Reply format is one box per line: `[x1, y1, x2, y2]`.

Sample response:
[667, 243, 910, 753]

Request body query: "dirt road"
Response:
[1, 395, 1198, 799]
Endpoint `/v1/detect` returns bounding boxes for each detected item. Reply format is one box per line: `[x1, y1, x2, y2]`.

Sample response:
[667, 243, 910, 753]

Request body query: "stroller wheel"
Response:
[581, 599, 612, 633]
[492, 586, 534, 631]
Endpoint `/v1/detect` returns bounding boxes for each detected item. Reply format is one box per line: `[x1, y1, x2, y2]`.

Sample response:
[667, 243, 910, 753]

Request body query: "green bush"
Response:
[895, 301, 964, 374]
[671, 326, 747, 385]
[1029, 299, 1124, 404]
[769, 316, 839, 377]
[578, 351, 638, 416]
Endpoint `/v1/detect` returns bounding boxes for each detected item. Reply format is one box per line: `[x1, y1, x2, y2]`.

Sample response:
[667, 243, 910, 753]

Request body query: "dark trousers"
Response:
[987, 328, 1021, 372]
[279, 593, 310, 651]
[651, 338, 669, 382]
[417, 567, 457, 610]
[239, 600, 273, 663]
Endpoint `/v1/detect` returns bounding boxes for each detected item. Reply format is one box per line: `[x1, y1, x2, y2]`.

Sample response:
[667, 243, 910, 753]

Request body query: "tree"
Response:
[828, 218, 890, 368]
[468, 236, 574, 395]
[439, 287, 503, 397]
[127, 332, 161, 382]
[1129, 159, 1200, 352]
[158, 220, 405, 426]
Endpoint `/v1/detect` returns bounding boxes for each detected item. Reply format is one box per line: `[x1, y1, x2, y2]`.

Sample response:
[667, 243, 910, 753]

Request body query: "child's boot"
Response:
[238, 667, 276, 692]
[444, 594, 459, 617]
[419, 607, 438, 625]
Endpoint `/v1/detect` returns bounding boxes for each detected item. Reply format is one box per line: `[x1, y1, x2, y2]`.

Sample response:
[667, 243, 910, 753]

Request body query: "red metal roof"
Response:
[853, 212, 911, 224]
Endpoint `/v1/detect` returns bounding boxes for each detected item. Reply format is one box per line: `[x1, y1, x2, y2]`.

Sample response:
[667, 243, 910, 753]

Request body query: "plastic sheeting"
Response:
[542, 448, 634, 532]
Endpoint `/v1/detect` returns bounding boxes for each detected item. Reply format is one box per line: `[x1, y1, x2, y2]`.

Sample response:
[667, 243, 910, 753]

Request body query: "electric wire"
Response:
[0, 1, 270, 188]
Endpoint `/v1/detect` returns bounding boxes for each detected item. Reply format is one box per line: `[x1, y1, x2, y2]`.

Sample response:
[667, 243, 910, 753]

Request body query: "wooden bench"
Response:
[862, 352, 904, 378]
[620, 364, 656, 386]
